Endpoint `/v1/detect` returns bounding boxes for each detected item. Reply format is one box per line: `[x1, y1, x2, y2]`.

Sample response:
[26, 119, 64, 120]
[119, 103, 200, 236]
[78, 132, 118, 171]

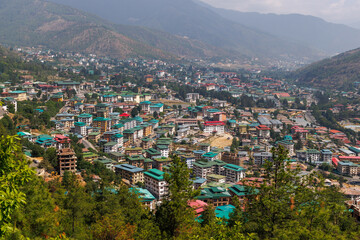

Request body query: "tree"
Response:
[242, 145, 360, 239]
[131, 108, 139, 118]
[200, 204, 216, 227]
[7, 104, 15, 114]
[295, 139, 303, 150]
[153, 111, 158, 119]
[155, 156, 199, 237]
[0, 135, 34, 237]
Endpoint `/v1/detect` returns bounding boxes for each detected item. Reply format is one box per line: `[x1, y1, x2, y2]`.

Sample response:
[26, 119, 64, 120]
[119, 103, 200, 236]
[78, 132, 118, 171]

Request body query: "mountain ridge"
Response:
[0, 0, 241, 61]
[294, 48, 360, 90]
[46, 0, 324, 62]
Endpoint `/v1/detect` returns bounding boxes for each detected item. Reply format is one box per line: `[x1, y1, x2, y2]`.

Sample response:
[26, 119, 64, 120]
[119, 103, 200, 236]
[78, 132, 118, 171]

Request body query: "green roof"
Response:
[228, 185, 259, 196]
[223, 164, 245, 172]
[144, 169, 165, 181]
[197, 187, 231, 200]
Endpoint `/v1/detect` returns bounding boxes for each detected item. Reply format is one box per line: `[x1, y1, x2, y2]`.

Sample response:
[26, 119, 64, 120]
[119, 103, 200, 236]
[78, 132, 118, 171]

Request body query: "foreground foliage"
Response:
[0, 137, 358, 239]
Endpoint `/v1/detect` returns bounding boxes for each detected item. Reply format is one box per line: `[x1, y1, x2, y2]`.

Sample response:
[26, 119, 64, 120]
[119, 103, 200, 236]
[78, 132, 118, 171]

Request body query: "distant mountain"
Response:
[209, 7, 360, 55]
[0, 0, 238, 61]
[47, 0, 324, 62]
[294, 48, 360, 90]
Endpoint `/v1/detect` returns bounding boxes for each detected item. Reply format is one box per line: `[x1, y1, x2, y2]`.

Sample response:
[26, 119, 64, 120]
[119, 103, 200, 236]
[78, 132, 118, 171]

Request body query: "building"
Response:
[320, 149, 333, 164]
[253, 152, 272, 165]
[180, 154, 196, 169]
[74, 122, 87, 136]
[150, 103, 164, 114]
[197, 187, 232, 207]
[202, 151, 220, 161]
[222, 152, 242, 166]
[114, 164, 144, 185]
[78, 113, 93, 125]
[57, 148, 77, 176]
[103, 142, 118, 153]
[256, 125, 271, 138]
[93, 117, 111, 133]
[277, 140, 295, 157]
[223, 164, 246, 183]
[204, 121, 225, 134]
[337, 161, 359, 176]
[144, 169, 168, 200]
[131, 188, 156, 211]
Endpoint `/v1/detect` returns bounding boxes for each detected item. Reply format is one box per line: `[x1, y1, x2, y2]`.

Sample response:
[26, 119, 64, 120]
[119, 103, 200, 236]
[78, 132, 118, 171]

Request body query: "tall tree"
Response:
[155, 156, 199, 237]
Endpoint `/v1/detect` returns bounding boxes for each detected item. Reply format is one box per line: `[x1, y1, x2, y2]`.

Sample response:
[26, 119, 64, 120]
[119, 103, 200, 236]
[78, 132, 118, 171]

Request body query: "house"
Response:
[204, 121, 225, 134]
[93, 117, 111, 133]
[144, 169, 168, 200]
[228, 184, 258, 205]
[114, 164, 144, 185]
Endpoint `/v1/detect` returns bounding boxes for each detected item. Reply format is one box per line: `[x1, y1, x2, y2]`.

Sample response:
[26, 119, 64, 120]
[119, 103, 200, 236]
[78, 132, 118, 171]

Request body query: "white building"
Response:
[204, 121, 225, 134]
[74, 122, 87, 136]
[144, 169, 168, 200]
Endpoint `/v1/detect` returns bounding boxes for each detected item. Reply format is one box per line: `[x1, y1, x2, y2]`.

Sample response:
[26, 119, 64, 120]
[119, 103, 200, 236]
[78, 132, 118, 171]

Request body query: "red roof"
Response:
[204, 121, 225, 126]
[256, 125, 270, 130]
[120, 113, 130, 117]
[332, 157, 339, 167]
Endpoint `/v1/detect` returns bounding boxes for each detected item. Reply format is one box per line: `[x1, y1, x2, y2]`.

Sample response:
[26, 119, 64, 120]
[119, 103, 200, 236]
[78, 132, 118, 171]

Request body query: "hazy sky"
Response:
[200, 0, 360, 24]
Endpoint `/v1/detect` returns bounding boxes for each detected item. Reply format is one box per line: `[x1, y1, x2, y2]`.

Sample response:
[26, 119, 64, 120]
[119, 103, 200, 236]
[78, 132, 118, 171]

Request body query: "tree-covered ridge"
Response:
[294, 47, 360, 90]
[0, 135, 358, 239]
[0, 46, 55, 83]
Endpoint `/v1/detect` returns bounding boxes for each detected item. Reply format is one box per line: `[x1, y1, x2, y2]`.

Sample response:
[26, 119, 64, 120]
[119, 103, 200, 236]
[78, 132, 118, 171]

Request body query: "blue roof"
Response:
[215, 205, 235, 219]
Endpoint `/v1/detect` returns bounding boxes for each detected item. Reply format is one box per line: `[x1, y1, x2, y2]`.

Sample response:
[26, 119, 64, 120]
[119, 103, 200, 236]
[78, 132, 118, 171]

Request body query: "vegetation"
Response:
[0, 138, 358, 239]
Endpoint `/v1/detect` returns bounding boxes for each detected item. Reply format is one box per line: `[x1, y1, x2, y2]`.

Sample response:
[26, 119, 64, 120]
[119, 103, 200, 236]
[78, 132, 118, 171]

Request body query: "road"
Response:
[82, 139, 97, 151]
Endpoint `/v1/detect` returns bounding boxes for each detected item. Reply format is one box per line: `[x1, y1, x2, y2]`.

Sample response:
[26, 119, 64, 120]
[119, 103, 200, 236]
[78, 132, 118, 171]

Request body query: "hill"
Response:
[47, 0, 324, 62]
[294, 48, 360, 90]
[0, 0, 236, 61]
[209, 7, 360, 55]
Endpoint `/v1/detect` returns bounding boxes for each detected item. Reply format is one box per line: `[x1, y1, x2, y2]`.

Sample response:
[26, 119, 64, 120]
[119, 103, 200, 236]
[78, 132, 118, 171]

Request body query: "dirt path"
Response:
[209, 133, 233, 148]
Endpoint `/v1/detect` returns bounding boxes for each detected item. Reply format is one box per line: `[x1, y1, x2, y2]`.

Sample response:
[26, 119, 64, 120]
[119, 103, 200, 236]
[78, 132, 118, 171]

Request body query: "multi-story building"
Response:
[125, 147, 143, 157]
[131, 187, 156, 211]
[180, 154, 196, 169]
[320, 149, 333, 164]
[253, 152, 272, 165]
[202, 151, 220, 161]
[256, 125, 271, 138]
[197, 187, 232, 207]
[337, 161, 359, 176]
[57, 148, 77, 176]
[277, 140, 295, 157]
[114, 164, 144, 185]
[204, 121, 225, 134]
[74, 122, 87, 136]
[93, 117, 111, 133]
[157, 145, 169, 158]
[222, 152, 242, 166]
[103, 142, 119, 153]
[223, 164, 246, 183]
[150, 103, 164, 114]
[144, 169, 168, 200]
[77, 113, 93, 125]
